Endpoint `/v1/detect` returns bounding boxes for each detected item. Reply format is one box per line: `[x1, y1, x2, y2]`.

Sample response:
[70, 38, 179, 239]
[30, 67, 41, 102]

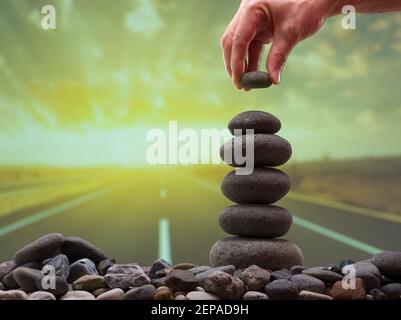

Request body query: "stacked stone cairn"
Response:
[210, 110, 304, 270]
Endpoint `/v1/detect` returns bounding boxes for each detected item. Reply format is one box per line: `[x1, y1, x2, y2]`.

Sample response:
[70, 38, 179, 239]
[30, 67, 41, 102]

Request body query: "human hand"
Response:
[221, 0, 338, 88]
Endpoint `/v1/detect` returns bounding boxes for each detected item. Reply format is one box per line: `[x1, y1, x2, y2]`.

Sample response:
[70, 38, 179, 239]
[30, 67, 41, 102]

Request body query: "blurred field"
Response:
[0, 167, 126, 219]
[286, 156, 401, 215]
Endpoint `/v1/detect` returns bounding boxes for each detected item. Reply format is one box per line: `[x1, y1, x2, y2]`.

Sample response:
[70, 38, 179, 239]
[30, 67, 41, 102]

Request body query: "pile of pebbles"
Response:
[1, 234, 401, 300]
[210, 110, 303, 270]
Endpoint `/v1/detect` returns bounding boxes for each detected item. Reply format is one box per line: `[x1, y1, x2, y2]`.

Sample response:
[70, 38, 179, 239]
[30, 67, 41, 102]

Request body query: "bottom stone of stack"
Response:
[210, 237, 303, 270]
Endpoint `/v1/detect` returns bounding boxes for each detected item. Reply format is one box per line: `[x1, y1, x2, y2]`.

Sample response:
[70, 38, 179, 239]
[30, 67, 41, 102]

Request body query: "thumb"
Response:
[267, 35, 297, 85]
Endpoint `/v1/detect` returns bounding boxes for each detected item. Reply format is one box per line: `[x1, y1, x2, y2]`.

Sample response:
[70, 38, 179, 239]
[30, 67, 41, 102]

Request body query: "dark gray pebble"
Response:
[61, 236, 109, 263]
[68, 258, 98, 282]
[240, 72, 272, 90]
[14, 233, 64, 265]
[123, 284, 156, 300]
[148, 259, 172, 279]
[165, 270, 198, 292]
[264, 279, 299, 300]
[372, 251, 401, 277]
[380, 283, 401, 300]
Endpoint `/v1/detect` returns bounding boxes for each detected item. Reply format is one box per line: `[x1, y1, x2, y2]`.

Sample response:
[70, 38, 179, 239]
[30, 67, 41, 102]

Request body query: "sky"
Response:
[0, 0, 401, 166]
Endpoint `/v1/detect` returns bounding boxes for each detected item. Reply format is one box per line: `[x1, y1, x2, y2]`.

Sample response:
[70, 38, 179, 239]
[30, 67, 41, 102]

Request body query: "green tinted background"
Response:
[0, 0, 400, 266]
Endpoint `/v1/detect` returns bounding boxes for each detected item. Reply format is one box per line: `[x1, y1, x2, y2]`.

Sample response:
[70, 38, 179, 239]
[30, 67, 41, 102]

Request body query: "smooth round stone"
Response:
[329, 278, 366, 300]
[210, 237, 304, 270]
[14, 233, 64, 265]
[60, 291, 95, 300]
[370, 289, 387, 300]
[221, 134, 292, 168]
[0, 261, 16, 281]
[154, 286, 173, 300]
[13, 267, 43, 293]
[165, 270, 198, 292]
[92, 287, 110, 297]
[264, 279, 299, 300]
[186, 291, 220, 300]
[380, 283, 401, 300]
[298, 290, 333, 300]
[123, 284, 156, 300]
[28, 291, 56, 300]
[96, 288, 124, 300]
[240, 72, 272, 90]
[61, 236, 109, 264]
[271, 270, 290, 281]
[242, 291, 269, 300]
[37, 275, 69, 297]
[188, 266, 211, 276]
[290, 266, 306, 275]
[342, 263, 380, 291]
[72, 275, 106, 291]
[0, 290, 28, 300]
[229, 110, 281, 136]
[290, 274, 325, 294]
[219, 205, 292, 238]
[173, 263, 198, 270]
[2, 271, 19, 289]
[302, 267, 343, 283]
[221, 168, 290, 204]
[372, 251, 401, 277]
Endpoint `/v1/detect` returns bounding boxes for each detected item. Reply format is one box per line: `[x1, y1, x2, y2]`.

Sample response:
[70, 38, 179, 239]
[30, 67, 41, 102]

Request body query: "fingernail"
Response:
[277, 71, 282, 85]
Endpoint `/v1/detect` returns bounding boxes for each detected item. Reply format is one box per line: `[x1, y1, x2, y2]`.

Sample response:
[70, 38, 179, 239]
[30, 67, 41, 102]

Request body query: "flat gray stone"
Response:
[290, 274, 325, 294]
[210, 237, 303, 270]
[229, 110, 281, 135]
[219, 204, 292, 238]
[302, 267, 343, 283]
[221, 134, 291, 167]
[221, 168, 290, 204]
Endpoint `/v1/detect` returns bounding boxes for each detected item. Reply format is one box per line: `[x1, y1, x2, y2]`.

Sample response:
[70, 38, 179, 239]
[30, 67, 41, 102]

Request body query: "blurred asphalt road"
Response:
[0, 169, 400, 267]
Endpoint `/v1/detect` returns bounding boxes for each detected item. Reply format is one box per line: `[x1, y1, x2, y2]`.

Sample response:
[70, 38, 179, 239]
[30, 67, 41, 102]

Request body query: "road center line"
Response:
[158, 218, 172, 264]
[183, 173, 384, 255]
[0, 184, 119, 237]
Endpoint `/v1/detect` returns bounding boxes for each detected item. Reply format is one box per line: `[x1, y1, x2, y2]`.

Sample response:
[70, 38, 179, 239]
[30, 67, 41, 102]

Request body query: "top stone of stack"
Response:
[228, 110, 281, 136]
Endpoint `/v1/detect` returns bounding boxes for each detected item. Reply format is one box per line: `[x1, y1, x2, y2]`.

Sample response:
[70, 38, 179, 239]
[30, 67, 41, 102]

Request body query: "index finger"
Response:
[231, 9, 259, 88]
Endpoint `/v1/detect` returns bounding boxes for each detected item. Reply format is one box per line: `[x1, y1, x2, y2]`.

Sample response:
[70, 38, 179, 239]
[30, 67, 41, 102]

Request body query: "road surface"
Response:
[0, 168, 400, 267]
